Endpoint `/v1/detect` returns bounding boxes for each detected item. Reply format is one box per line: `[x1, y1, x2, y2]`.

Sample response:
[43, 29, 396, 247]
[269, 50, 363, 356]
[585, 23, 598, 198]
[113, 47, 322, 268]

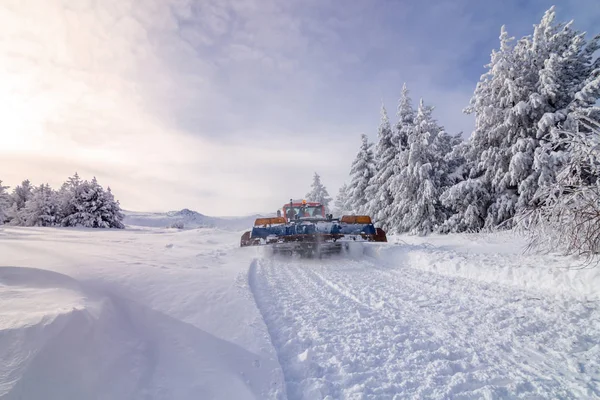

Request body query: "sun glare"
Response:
[0, 78, 50, 154]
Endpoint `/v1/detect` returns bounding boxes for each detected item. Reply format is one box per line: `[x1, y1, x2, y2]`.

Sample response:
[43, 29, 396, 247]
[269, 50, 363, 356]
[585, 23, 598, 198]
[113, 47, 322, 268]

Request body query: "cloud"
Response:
[1, 0, 599, 215]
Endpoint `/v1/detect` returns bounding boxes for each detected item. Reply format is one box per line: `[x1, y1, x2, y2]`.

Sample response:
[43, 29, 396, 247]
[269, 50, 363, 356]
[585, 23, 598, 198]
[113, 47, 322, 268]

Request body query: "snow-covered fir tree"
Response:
[365, 105, 396, 229]
[7, 179, 33, 225]
[0, 174, 124, 228]
[305, 173, 332, 211]
[445, 7, 600, 231]
[62, 177, 125, 228]
[348, 134, 376, 214]
[22, 184, 58, 227]
[389, 99, 451, 234]
[0, 180, 11, 224]
[333, 183, 352, 216]
[11, 179, 33, 210]
[102, 186, 125, 229]
[57, 173, 82, 226]
[440, 178, 491, 232]
[396, 83, 415, 152]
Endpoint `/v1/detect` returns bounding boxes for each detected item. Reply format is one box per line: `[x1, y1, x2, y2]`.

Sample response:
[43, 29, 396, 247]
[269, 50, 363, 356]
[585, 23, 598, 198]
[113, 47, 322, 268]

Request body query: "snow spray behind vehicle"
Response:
[240, 199, 387, 257]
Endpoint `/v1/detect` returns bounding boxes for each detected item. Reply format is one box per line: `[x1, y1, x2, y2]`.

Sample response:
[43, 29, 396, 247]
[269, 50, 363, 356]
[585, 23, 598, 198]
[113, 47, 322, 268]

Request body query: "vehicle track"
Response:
[249, 255, 600, 399]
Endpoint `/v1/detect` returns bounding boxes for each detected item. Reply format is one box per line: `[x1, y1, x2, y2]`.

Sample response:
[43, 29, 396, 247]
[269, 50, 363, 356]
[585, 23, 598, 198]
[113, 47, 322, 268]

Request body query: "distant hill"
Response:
[123, 209, 269, 231]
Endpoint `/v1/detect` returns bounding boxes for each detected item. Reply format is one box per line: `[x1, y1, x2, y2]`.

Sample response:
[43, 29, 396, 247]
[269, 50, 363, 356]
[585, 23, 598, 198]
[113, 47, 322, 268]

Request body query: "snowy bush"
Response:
[169, 221, 185, 229]
[518, 117, 600, 259]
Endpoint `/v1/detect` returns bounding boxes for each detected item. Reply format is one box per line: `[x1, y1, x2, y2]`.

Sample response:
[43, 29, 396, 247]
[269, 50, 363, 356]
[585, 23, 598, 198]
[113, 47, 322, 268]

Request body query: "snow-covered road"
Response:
[250, 254, 600, 399]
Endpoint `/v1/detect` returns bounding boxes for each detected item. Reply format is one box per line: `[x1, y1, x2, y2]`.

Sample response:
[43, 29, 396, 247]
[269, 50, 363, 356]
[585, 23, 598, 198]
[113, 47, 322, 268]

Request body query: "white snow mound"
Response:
[0, 266, 275, 400]
[379, 232, 600, 301]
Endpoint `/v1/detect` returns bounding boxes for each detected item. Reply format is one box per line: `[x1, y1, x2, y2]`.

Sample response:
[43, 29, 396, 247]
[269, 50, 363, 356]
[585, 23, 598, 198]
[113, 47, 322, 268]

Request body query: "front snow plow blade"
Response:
[240, 214, 387, 257]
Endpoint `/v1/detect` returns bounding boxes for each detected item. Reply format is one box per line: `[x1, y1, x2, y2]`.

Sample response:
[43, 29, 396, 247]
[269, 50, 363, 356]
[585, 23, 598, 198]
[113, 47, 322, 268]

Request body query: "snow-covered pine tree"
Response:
[348, 134, 376, 214]
[389, 99, 450, 235]
[22, 184, 58, 227]
[440, 178, 491, 233]
[61, 178, 93, 227]
[305, 172, 332, 211]
[11, 179, 33, 210]
[526, 8, 600, 210]
[101, 186, 125, 229]
[460, 25, 523, 229]
[58, 174, 124, 228]
[57, 173, 82, 225]
[396, 83, 415, 152]
[5, 203, 20, 226]
[65, 177, 125, 228]
[333, 183, 353, 216]
[7, 179, 34, 225]
[447, 8, 600, 232]
[0, 180, 11, 224]
[365, 105, 396, 229]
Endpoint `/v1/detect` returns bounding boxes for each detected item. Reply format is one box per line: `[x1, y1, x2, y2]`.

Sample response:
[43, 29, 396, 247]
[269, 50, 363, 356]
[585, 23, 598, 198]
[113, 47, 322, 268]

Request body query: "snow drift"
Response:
[0, 266, 281, 400]
[374, 232, 600, 301]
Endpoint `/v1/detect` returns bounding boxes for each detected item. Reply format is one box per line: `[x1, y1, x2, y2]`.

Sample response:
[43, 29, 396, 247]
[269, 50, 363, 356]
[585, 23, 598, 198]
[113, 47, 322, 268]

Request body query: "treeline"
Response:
[336, 8, 600, 254]
[0, 173, 124, 229]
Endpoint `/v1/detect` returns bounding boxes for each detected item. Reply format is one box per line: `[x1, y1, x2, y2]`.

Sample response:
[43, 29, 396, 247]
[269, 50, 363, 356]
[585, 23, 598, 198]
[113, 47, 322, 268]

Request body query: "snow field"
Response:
[1, 225, 599, 399]
[0, 226, 284, 399]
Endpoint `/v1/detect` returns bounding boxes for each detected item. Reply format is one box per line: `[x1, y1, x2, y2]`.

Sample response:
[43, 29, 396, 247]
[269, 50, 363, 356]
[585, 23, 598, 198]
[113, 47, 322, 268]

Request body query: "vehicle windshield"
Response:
[285, 205, 323, 219]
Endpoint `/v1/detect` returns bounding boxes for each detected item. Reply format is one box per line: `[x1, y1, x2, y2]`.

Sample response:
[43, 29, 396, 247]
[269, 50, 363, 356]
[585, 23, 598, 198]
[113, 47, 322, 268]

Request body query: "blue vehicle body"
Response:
[240, 200, 387, 256]
[250, 220, 377, 241]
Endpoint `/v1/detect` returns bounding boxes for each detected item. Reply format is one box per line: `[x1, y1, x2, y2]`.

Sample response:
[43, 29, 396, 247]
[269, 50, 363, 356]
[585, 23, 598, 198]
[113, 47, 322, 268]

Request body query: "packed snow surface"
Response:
[0, 222, 599, 399]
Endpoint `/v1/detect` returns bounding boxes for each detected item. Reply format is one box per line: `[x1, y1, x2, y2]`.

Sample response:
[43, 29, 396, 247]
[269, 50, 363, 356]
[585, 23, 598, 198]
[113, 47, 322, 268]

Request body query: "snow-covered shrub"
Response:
[519, 117, 600, 259]
[169, 221, 185, 229]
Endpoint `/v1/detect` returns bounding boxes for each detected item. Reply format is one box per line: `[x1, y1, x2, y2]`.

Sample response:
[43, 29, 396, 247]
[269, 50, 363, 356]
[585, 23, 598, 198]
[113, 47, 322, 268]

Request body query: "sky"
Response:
[1, 0, 599, 216]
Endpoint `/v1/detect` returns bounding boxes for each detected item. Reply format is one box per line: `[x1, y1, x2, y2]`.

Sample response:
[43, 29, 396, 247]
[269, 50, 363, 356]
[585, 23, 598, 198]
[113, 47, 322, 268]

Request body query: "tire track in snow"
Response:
[250, 255, 600, 399]
[317, 259, 600, 398]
